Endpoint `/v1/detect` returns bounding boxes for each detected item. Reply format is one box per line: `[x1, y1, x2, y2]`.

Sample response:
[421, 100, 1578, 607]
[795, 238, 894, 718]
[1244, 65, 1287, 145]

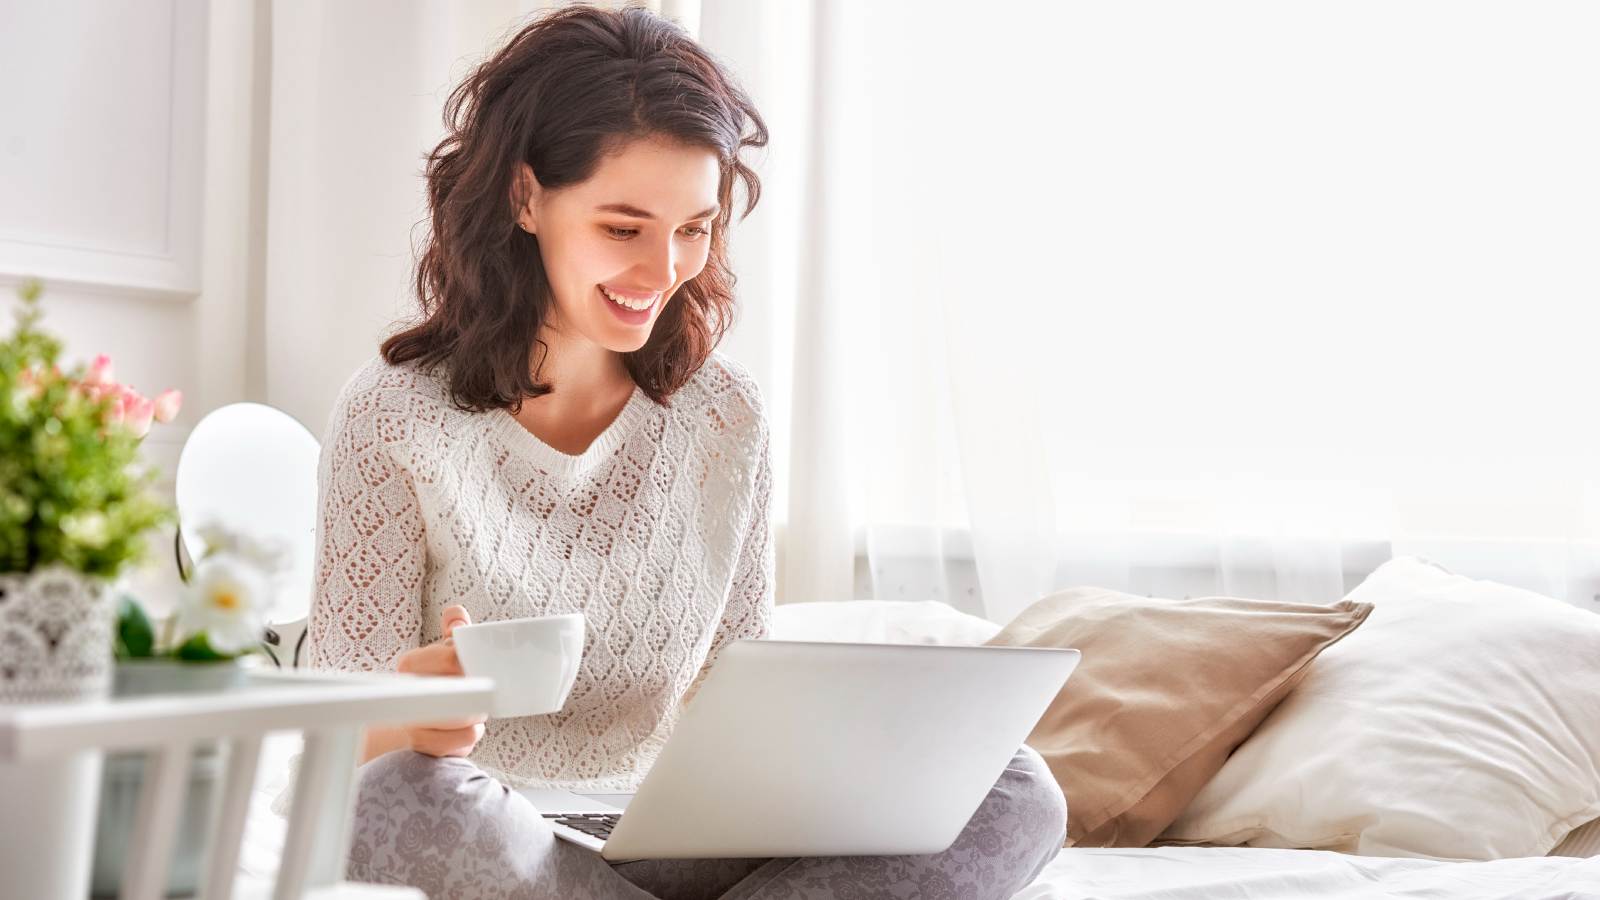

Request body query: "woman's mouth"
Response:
[598, 284, 659, 324]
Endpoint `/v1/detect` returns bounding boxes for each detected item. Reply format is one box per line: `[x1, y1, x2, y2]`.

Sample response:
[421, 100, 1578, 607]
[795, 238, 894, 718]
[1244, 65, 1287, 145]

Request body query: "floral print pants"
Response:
[346, 744, 1067, 899]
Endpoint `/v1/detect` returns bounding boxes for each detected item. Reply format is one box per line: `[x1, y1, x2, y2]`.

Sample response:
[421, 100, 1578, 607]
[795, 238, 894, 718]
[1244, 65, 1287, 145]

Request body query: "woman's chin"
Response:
[595, 327, 654, 354]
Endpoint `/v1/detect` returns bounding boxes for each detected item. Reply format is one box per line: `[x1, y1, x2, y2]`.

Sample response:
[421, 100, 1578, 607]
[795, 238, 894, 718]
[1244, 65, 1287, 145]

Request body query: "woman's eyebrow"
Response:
[595, 202, 720, 221]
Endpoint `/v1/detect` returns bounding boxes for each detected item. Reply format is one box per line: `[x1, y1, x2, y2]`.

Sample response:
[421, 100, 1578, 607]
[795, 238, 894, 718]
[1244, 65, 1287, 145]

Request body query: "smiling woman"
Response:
[297, 5, 1065, 900]
[379, 8, 766, 412]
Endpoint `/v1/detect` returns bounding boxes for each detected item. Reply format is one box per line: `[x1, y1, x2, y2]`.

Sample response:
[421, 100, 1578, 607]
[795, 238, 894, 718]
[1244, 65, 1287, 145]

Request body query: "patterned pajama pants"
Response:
[346, 744, 1067, 900]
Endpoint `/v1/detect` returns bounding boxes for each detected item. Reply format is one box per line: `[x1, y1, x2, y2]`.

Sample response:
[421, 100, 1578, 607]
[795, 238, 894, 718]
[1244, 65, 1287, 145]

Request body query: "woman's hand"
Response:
[395, 605, 487, 758]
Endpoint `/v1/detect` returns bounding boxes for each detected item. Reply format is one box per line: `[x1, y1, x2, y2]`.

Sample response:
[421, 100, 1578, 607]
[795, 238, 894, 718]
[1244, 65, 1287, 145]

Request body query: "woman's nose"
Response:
[636, 234, 677, 290]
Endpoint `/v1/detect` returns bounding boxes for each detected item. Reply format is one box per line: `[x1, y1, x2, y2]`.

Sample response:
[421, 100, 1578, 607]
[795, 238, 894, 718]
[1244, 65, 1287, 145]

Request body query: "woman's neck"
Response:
[506, 328, 637, 455]
[525, 327, 633, 414]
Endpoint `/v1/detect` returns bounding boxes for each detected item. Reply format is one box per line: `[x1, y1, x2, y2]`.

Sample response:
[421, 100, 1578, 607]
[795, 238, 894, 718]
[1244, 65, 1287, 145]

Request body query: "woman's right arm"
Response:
[302, 387, 483, 764]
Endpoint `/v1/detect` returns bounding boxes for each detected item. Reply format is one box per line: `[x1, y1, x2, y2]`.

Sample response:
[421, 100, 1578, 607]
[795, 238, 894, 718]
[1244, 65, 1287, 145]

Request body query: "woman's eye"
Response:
[603, 224, 712, 241]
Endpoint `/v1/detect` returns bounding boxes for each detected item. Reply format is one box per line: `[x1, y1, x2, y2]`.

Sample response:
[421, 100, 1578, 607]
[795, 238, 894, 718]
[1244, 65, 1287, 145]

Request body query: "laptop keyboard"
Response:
[543, 812, 622, 840]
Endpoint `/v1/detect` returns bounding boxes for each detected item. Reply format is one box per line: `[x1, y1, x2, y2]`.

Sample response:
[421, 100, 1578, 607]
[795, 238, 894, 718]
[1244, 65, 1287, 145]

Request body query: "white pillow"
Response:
[1160, 555, 1600, 861]
[770, 600, 1003, 646]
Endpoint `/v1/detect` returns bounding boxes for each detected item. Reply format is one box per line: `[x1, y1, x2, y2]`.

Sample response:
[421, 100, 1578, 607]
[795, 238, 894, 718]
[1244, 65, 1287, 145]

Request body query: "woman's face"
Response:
[516, 135, 722, 355]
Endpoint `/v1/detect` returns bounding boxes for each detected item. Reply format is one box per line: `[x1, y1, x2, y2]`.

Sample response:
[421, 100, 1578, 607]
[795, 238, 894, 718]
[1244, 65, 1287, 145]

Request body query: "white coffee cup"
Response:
[452, 613, 586, 718]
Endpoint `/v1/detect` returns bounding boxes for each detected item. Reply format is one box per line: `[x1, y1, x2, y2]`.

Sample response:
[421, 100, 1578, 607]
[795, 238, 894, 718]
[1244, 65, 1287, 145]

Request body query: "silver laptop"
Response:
[517, 638, 1080, 862]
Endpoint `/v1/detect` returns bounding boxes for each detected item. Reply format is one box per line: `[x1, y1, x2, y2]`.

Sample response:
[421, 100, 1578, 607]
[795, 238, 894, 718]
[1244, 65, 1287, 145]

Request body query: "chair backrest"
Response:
[175, 402, 319, 666]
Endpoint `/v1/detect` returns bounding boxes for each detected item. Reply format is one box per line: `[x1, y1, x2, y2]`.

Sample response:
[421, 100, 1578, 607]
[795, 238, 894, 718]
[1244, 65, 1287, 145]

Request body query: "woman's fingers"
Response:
[436, 640, 464, 676]
[441, 604, 471, 639]
[416, 712, 488, 731]
[410, 721, 485, 758]
[395, 639, 464, 676]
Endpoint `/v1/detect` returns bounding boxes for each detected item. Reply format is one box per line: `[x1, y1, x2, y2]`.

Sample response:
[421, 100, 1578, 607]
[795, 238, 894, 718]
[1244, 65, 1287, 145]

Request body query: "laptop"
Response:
[516, 638, 1080, 862]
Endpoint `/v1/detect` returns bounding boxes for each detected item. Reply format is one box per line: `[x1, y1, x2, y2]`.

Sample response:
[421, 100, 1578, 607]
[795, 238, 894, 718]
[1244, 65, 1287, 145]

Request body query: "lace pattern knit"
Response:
[304, 351, 774, 792]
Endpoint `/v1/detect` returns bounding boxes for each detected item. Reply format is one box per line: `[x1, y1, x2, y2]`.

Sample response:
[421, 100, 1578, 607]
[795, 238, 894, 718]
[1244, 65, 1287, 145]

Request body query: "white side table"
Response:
[0, 667, 493, 900]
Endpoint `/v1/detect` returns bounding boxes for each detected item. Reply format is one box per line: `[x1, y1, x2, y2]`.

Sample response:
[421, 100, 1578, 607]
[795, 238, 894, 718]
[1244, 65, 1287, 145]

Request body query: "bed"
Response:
[241, 769, 1600, 899]
[243, 569, 1600, 898]
[1018, 841, 1600, 899]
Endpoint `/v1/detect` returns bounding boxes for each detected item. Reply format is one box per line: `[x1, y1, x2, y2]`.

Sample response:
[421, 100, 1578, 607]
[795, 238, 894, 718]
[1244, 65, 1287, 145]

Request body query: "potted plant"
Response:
[0, 276, 182, 900]
[0, 277, 181, 702]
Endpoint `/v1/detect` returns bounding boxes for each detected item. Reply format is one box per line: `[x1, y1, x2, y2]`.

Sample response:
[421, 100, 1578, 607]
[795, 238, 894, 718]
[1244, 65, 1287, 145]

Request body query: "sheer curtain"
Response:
[252, 1, 1600, 624]
[752, 1, 1600, 624]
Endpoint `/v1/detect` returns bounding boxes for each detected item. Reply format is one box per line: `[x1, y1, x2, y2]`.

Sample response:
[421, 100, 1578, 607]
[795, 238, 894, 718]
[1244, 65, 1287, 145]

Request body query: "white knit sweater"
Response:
[303, 350, 774, 792]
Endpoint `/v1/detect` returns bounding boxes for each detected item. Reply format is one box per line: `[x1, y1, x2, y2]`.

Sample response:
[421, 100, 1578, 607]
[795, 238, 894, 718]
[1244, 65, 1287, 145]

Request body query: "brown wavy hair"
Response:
[382, 4, 768, 411]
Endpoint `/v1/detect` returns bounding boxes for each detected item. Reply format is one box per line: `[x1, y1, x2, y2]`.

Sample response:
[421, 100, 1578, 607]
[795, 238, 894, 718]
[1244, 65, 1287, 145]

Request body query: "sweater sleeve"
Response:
[303, 386, 428, 674]
[682, 417, 775, 709]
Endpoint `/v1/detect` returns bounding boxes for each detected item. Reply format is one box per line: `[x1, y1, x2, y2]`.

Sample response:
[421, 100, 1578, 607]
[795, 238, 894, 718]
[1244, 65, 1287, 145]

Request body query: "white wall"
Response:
[0, 0, 217, 486]
[0, 0, 270, 611]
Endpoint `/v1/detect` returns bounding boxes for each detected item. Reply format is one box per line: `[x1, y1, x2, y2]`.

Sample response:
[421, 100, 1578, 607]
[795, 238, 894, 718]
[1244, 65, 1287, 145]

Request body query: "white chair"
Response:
[175, 402, 320, 668]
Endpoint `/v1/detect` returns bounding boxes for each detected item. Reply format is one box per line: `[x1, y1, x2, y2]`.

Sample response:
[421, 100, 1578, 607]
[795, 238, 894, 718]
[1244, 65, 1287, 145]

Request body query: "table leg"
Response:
[198, 733, 264, 900]
[120, 740, 195, 900]
[274, 726, 359, 900]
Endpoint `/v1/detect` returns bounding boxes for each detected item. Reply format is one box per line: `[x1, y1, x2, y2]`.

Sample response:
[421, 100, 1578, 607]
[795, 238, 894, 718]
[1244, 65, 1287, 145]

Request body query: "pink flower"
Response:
[106, 384, 133, 419]
[122, 393, 155, 438]
[85, 354, 115, 387]
[101, 384, 143, 428]
[72, 357, 180, 440]
[152, 388, 182, 424]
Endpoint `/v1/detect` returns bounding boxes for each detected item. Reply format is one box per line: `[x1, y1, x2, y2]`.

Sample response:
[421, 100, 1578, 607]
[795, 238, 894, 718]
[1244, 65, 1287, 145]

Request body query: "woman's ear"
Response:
[512, 161, 541, 234]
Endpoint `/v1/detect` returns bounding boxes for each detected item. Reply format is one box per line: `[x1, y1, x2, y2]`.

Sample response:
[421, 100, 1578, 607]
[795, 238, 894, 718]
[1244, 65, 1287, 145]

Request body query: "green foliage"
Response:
[172, 632, 231, 661]
[0, 278, 175, 576]
[114, 592, 156, 659]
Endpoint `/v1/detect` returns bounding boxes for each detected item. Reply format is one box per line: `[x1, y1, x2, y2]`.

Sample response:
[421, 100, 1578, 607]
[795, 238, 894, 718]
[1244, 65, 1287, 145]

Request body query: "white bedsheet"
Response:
[244, 732, 1600, 899]
[1016, 845, 1600, 900]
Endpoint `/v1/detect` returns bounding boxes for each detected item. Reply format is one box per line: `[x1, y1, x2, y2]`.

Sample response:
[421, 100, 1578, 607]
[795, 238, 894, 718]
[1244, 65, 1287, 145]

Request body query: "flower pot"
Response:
[90, 658, 249, 898]
[0, 565, 116, 900]
[0, 563, 116, 702]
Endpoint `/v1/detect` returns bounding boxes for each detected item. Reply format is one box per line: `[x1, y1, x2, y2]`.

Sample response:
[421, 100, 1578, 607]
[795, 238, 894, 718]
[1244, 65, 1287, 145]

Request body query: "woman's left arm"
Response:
[682, 420, 775, 709]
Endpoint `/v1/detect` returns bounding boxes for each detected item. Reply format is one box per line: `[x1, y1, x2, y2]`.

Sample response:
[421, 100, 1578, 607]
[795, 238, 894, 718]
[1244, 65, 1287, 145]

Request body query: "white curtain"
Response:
[752, 1, 1600, 623]
[253, 1, 1600, 623]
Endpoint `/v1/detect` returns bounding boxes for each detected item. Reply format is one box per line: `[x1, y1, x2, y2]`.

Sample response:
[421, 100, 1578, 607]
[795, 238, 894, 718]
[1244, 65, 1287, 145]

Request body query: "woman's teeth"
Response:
[601, 286, 656, 311]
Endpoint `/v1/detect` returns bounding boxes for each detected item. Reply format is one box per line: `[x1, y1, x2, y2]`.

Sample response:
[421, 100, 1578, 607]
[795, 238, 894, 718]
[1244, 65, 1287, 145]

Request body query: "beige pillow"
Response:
[984, 587, 1372, 848]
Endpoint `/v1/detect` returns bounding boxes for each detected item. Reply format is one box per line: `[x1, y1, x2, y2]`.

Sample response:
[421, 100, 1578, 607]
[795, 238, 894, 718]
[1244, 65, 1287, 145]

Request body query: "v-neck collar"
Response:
[489, 384, 654, 478]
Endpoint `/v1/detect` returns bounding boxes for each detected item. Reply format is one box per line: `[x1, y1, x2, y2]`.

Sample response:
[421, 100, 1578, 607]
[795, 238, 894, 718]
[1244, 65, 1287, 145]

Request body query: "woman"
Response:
[305, 5, 1066, 898]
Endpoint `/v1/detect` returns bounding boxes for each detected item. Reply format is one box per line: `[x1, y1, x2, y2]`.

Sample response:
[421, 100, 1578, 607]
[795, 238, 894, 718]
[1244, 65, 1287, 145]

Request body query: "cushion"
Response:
[1160, 555, 1600, 860]
[1551, 817, 1600, 859]
[985, 587, 1373, 848]
[770, 599, 1003, 645]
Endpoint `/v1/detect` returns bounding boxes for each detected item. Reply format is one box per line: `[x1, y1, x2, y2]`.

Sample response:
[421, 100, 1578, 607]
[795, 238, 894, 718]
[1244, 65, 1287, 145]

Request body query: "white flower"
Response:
[176, 552, 268, 655]
[192, 520, 292, 574]
[235, 533, 292, 574]
[192, 521, 239, 558]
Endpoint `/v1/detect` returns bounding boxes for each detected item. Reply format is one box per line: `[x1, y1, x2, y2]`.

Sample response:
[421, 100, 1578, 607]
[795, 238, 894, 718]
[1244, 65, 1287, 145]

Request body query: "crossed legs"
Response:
[346, 744, 1066, 900]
